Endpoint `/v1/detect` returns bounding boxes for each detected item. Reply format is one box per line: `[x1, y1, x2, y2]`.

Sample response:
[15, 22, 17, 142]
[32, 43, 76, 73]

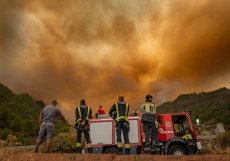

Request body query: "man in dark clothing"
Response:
[109, 96, 130, 155]
[75, 99, 93, 153]
[34, 100, 69, 153]
[141, 95, 159, 152]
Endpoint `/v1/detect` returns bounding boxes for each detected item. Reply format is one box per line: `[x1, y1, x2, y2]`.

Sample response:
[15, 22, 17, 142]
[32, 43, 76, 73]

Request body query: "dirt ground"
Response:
[0, 152, 229, 161]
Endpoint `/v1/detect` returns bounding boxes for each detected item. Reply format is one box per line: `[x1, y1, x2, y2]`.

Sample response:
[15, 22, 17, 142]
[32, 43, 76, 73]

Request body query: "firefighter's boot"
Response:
[88, 147, 93, 153]
[117, 147, 123, 155]
[125, 143, 130, 155]
[144, 144, 151, 154]
[75, 147, 82, 154]
[125, 148, 130, 155]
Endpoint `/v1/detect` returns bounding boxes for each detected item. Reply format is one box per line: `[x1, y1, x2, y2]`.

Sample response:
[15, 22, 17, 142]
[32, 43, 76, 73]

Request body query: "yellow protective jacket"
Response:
[140, 101, 156, 123]
[109, 102, 129, 122]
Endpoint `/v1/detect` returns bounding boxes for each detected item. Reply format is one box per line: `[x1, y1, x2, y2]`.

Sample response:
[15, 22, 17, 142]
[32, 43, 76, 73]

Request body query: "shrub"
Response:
[216, 131, 230, 149]
[55, 119, 70, 134]
[6, 135, 22, 147]
[17, 136, 31, 145]
[51, 131, 76, 152]
[0, 129, 12, 140]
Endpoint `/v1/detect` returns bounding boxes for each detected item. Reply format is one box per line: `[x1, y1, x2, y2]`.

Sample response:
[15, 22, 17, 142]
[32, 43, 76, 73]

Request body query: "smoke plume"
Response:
[0, 0, 230, 121]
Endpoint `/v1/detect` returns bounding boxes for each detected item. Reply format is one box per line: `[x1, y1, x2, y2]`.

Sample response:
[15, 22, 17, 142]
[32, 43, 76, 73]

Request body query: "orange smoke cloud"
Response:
[0, 0, 230, 121]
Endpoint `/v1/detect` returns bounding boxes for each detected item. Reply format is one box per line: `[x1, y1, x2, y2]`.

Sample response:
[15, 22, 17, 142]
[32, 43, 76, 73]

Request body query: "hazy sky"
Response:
[0, 0, 230, 120]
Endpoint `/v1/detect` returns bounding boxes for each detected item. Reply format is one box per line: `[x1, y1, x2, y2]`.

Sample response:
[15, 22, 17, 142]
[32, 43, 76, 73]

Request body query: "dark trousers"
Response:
[75, 123, 92, 153]
[116, 121, 130, 154]
[76, 124, 92, 146]
[116, 121, 130, 144]
[143, 122, 159, 148]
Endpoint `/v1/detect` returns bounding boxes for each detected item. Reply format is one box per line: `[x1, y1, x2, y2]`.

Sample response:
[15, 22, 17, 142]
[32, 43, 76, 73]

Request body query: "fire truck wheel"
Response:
[168, 145, 187, 155]
[104, 147, 117, 154]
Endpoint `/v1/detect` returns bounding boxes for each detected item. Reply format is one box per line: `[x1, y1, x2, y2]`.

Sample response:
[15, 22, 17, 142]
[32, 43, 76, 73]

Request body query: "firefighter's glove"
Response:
[111, 111, 117, 120]
[124, 122, 130, 132]
[83, 124, 90, 132]
[85, 119, 89, 124]
[81, 121, 86, 126]
[74, 123, 83, 131]
[155, 120, 159, 129]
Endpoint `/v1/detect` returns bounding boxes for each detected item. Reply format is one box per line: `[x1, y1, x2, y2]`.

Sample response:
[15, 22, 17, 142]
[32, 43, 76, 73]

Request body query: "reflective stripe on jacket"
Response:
[141, 102, 156, 123]
[115, 102, 129, 121]
[76, 105, 91, 123]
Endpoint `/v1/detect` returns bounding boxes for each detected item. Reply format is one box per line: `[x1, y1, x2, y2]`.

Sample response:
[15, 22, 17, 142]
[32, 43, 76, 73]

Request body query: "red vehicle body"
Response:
[155, 110, 200, 155]
[88, 110, 201, 155]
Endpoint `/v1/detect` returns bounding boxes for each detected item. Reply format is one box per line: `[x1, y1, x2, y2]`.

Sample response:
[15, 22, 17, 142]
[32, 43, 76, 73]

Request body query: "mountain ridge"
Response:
[157, 87, 230, 130]
[0, 83, 69, 144]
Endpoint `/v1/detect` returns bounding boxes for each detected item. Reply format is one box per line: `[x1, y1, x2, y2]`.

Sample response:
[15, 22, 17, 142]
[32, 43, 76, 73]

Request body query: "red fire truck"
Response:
[88, 110, 201, 155]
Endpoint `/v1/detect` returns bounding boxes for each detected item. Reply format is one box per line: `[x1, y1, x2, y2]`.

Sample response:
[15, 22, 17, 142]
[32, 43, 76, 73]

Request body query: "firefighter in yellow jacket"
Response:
[109, 96, 130, 155]
[141, 95, 159, 152]
[74, 99, 93, 153]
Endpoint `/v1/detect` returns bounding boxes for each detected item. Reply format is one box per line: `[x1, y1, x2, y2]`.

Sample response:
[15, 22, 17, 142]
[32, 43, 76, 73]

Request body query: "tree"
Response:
[10, 115, 23, 132]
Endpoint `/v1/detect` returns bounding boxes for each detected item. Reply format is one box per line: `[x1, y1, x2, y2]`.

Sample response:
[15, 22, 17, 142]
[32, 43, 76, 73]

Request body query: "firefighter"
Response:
[74, 99, 93, 153]
[182, 128, 195, 154]
[109, 96, 130, 155]
[141, 95, 159, 152]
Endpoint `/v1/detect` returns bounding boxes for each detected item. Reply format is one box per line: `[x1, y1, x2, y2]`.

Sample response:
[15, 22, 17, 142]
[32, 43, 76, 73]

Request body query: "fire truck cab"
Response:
[88, 110, 201, 155]
[156, 110, 201, 155]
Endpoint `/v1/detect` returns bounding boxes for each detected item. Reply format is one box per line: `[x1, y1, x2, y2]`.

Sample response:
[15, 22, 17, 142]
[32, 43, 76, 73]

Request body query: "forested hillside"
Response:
[158, 87, 230, 130]
[0, 84, 69, 145]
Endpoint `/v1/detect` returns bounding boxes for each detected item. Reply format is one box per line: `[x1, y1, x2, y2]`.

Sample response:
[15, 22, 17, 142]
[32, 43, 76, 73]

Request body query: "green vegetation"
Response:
[157, 87, 230, 130]
[215, 131, 230, 151]
[1, 82, 229, 148]
[0, 83, 69, 145]
[52, 128, 76, 152]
